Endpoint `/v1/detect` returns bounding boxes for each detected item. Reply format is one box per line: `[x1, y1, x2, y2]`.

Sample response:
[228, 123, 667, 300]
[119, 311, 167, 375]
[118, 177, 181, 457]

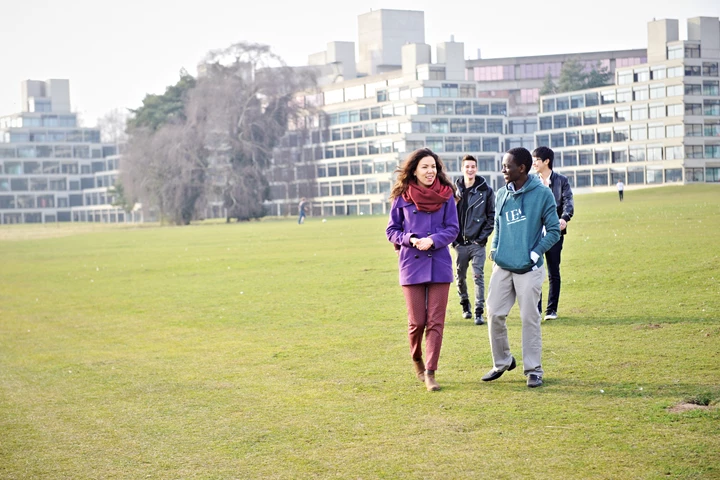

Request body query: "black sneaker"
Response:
[544, 311, 558, 320]
[461, 300, 472, 319]
[474, 311, 485, 325]
[527, 374, 543, 388]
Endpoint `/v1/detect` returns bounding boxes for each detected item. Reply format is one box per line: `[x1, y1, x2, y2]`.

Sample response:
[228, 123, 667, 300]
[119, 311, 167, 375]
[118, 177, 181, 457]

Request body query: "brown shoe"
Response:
[424, 372, 440, 391]
[413, 359, 426, 382]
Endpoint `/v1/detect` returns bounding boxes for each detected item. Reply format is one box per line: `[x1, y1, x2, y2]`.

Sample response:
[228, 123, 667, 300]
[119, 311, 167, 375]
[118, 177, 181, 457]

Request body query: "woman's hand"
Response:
[414, 237, 434, 251]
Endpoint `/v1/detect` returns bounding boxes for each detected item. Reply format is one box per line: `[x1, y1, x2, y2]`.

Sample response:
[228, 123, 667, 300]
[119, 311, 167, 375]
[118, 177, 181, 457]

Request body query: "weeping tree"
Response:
[121, 45, 316, 225]
[193, 42, 316, 222]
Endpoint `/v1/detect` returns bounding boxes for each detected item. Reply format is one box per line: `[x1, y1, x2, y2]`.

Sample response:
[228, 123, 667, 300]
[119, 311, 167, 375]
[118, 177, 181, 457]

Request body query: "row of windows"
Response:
[470, 58, 641, 82]
[324, 116, 507, 143]
[0, 145, 110, 160]
[667, 44, 701, 60]
[3, 129, 101, 144]
[314, 154, 498, 179]
[537, 123, 690, 148]
[377, 84, 477, 102]
[0, 159, 117, 175]
[0, 194, 83, 209]
[325, 100, 508, 126]
[560, 167, 683, 188]
[617, 62, 719, 85]
[0, 210, 136, 224]
[0, 115, 78, 129]
[541, 74, 689, 113]
[0, 177, 95, 192]
[540, 100, 720, 132]
[547, 144, 720, 167]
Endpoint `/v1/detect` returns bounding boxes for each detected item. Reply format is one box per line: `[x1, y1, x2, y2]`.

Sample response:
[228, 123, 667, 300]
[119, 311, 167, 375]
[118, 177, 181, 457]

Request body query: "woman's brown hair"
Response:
[389, 148, 456, 200]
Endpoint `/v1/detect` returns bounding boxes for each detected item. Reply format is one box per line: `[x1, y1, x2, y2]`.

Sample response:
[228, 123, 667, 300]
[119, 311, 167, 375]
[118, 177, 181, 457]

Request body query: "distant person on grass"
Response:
[532, 146, 574, 321]
[298, 197, 308, 224]
[483, 147, 560, 388]
[453, 154, 495, 326]
[617, 180, 624, 201]
[386, 148, 459, 392]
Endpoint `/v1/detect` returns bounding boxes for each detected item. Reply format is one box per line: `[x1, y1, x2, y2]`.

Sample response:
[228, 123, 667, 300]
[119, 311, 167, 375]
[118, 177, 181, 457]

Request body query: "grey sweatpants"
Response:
[486, 264, 545, 377]
[454, 243, 486, 313]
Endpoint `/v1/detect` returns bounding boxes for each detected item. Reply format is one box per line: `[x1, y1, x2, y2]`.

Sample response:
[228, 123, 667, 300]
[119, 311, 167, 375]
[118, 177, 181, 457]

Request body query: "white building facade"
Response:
[535, 16, 720, 191]
[0, 80, 141, 224]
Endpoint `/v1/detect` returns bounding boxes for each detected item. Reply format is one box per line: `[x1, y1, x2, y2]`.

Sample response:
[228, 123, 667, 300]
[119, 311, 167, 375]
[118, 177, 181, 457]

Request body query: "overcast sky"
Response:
[1, 0, 719, 127]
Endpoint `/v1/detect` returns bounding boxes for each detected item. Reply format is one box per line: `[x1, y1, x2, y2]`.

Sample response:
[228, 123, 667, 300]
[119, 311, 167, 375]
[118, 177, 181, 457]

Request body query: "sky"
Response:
[1, 0, 719, 127]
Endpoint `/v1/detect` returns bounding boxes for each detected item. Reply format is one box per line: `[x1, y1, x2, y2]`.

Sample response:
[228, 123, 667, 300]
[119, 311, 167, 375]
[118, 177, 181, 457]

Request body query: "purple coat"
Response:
[386, 195, 459, 286]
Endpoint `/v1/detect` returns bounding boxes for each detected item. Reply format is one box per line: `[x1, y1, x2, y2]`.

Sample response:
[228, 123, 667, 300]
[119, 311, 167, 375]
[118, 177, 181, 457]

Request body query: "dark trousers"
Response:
[538, 235, 564, 314]
[619, 191, 624, 201]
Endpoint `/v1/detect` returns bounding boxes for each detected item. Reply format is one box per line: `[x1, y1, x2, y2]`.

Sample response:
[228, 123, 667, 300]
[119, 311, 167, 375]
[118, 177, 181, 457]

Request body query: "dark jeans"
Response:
[538, 235, 564, 314]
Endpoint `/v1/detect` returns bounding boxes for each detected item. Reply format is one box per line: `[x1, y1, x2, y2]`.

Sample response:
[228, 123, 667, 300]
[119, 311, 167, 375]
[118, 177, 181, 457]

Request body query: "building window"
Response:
[629, 147, 645, 162]
[449, 119, 467, 133]
[685, 124, 703, 137]
[581, 130, 595, 145]
[685, 45, 701, 58]
[596, 150, 610, 164]
[685, 65, 702, 76]
[468, 119, 485, 133]
[579, 150, 593, 165]
[583, 110, 597, 125]
[703, 81, 720, 96]
[633, 87, 648, 101]
[667, 45, 683, 60]
[539, 116, 552, 130]
[685, 83, 702, 96]
[437, 101, 454, 115]
[585, 92, 599, 107]
[703, 62, 719, 77]
[593, 170, 609, 186]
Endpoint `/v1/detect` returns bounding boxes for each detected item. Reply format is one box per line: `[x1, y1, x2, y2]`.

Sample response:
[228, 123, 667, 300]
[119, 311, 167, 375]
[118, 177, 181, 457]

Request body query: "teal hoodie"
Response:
[490, 175, 560, 274]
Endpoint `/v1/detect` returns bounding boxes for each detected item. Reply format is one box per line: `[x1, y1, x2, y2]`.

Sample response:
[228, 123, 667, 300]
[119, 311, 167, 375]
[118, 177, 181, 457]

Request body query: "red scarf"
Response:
[402, 179, 453, 213]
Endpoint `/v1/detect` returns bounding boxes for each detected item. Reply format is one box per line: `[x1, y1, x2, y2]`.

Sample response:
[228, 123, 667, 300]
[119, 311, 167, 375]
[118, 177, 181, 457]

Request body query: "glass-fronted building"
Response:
[0, 80, 141, 224]
[535, 16, 720, 190]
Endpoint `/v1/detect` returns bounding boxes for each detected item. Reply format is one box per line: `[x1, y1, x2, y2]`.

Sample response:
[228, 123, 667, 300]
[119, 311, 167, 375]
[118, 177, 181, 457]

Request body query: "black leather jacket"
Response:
[548, 171, 574, 235]
[453, 176, 495, 246]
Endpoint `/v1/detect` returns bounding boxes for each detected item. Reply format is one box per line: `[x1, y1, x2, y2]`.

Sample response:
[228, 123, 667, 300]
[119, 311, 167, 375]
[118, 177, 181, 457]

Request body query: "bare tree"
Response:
[97, 108, 129, 143]
[122, 43, 315, 225]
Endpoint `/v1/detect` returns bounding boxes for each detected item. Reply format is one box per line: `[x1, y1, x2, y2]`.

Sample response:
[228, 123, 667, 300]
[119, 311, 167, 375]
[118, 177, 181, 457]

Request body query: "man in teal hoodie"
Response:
[481, 147, 560, 388]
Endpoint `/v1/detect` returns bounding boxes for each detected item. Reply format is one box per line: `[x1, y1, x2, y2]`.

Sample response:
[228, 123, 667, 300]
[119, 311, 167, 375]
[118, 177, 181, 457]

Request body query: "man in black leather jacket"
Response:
[453, 155, 495, 325]
[532, 146, 574, 320]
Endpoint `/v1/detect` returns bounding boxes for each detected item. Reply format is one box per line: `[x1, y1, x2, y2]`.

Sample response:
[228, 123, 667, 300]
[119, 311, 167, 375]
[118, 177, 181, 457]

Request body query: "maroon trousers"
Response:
[401, 283, 450, 371]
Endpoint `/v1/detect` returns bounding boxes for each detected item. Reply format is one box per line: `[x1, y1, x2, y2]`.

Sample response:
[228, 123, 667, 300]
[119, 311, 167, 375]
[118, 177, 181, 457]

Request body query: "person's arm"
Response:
[477, 188, 495, 244]
[386, 198, 416, 248]
[560, 177, 574, 223]
[533, 191, 561, 256]
[419, 197, 459, 251]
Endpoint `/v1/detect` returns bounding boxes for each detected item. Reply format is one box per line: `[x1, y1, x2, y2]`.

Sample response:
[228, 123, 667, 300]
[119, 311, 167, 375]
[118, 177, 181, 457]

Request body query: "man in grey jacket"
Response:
[453, 155, 495, 325]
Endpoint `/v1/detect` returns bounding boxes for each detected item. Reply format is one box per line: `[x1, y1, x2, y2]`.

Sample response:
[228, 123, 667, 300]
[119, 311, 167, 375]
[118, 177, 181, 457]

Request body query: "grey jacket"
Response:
[453, 176, 495, 246]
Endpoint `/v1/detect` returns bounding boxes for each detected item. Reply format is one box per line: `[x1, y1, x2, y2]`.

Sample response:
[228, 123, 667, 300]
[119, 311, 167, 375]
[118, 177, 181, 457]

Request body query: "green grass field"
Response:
[1, 185, 718, 479]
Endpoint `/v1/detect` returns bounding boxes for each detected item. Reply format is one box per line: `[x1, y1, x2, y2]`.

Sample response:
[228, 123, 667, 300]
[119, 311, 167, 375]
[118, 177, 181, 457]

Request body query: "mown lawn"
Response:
[1, 185, 718, 479]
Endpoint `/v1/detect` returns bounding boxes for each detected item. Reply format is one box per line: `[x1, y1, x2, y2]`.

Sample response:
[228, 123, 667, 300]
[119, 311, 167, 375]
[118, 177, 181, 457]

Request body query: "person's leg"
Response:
[514, 267, 545, 376]
[469, 243, 486, 315]
[455, 245, 470, 304]
[486, 265, 516, 371]
[424, 282, 450, 371]
[402, 285, 427, 363]
[545, 236, 564, 315]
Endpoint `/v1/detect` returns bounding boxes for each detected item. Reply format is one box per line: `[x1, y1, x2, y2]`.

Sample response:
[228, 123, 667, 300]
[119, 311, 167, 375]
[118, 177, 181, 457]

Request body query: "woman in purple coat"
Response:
[386, 148, 459, 391]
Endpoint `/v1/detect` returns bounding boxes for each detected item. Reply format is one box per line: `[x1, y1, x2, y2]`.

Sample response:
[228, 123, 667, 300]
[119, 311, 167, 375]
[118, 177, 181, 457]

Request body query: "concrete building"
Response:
[535, 16, 720, 192]
[0, 80, 141, 224]
[265, 9, 651, 217]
